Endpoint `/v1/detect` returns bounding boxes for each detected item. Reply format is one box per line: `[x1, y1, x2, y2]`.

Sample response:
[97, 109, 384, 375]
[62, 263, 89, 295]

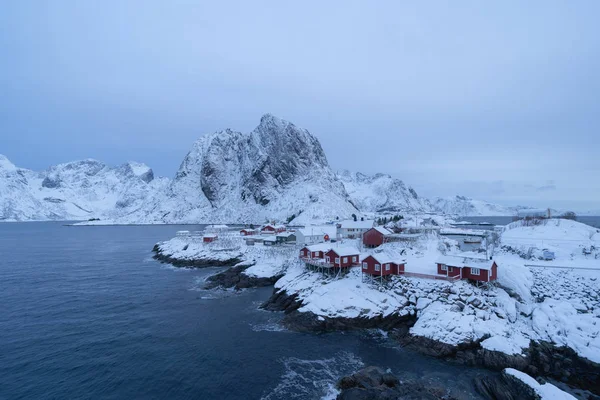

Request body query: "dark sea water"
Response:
[0, 222, 495, 400]
[459, 215, 600, 229]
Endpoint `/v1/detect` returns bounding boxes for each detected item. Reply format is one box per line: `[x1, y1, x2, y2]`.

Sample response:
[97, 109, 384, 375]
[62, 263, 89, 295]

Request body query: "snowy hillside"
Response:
[337, 170, 434, 213]
[433, 195, 528, 216]
[112, 114, 358, 224]
[0, 155, 167, 221]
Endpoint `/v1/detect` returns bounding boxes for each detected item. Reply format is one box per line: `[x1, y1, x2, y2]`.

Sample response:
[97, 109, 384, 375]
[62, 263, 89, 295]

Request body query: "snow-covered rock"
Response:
[113, 114, 358, 224]
[503, 368, 576, 399]
[337, 170, 433, 213]
[433, 195, 536, 217]
[0, 155, 166, 221]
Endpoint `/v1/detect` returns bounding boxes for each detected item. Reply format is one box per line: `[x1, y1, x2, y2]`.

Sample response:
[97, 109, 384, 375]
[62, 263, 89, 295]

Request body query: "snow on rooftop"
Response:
[328, 246, 360, 257]
[373, 226, 393, 235]
[338, 219, 374, 229]
[297, 225, 337, 237]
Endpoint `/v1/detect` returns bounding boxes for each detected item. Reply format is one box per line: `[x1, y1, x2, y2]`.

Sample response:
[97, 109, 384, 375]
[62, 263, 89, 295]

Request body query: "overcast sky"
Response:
[1, 1, 598, 211]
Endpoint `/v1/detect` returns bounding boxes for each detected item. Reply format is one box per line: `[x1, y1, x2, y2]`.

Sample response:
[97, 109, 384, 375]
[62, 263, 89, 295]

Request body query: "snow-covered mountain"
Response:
[432, 195, 528, 216]
[113, 114, 357, 224]
[0, 155, 167, 221]
[3, 114, 547, 223]
[337, 170, 434, 213]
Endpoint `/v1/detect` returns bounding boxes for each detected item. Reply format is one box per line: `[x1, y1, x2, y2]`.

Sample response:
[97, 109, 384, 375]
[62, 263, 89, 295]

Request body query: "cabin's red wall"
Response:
[325, 250, 358, 267]
[362, 228, 385, 248]
[461, 267, 489, 282]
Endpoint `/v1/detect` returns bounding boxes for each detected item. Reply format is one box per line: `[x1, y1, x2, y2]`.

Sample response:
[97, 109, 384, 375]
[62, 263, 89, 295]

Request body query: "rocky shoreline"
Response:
[152, 243, 242, 268]
[262, 288, 600, 396]
[335, 366, 549, 400]
[203, 264, 284, 290]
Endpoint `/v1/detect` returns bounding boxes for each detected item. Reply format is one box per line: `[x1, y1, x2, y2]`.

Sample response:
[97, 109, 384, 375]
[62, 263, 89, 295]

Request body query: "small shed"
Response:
[276, 232, 296, 244]
[362, 227, 393, 248]
[263, 236, 278, 246]
[203, 234, 218, 243]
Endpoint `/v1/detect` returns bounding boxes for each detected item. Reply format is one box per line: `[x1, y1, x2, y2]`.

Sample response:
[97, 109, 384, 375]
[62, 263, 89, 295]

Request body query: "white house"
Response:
[295, 225, 338, 246]
[337, 219, 375, 239]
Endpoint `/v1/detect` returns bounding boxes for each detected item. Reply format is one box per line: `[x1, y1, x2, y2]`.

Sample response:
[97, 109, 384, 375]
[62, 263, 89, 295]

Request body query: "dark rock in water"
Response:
[261, 290, 600, 395]
[474, 370, 539, 400]
[336, 366, 454, 400]
[204, 265, 282, 290]
[151, 244, 242, 268]
[260, 290, 415, 332]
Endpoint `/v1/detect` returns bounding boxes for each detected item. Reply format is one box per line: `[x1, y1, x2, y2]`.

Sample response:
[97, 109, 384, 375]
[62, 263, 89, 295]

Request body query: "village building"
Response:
[263, 236, 278, 246]
[324, 247, 360, 268]
[260, 224, 286, 234]
[361, 254, 406, 282]
[275, 231, 296, 244]
[240, 228, 259, 236]
[295, 225, 338, 246]
[435, 256, 498, 282]
[202, 234, 218, 243]
[337, 219, 375, 239]
[362, 226, 394, 248]
[299, 243, 332, 259]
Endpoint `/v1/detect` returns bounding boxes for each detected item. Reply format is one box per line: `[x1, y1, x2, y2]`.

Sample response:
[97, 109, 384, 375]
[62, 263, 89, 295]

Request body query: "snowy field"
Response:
[159, 219, 600, 364]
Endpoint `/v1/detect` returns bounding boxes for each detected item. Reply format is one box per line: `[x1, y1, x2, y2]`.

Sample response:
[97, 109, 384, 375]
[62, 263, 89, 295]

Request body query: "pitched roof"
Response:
[327, 247, 360, 257]
[361, 253, 405, 265]
[297, 225, 337, 237]
[339, 220, 375, 229]
[436, 255, 496, 270]
[372, 226, 393, 235]
[305, 243, 333, 252]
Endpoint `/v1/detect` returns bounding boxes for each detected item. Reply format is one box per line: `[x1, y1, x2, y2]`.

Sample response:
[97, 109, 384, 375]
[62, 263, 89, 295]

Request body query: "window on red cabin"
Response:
[362, 262, 367, 269]
[375, 264, 380, 271]
[470, 268, 480, 275]
[385, 264, 390, 271]
[342, 257, 347, 263]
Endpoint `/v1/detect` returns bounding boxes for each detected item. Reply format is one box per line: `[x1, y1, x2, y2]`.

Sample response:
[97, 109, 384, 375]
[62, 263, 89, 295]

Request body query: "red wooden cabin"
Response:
[203, 234, 217, 243]
[323, 248, 360, 268]
[299, 243, 332, 260]
[361, 255, 406, 276]
[362, 227, 393, 248]
[240, 228, 258, 236]
[436, 256, 498, 282]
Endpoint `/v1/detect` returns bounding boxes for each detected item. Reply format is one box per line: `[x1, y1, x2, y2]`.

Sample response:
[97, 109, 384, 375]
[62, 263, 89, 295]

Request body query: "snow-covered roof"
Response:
[203, 234, 217, 238]
[327, 246, 360, 257]
[263, 236, 277, 242]
[440, 228, 487, 237]
[362, 254, 405, 265]
[338, 220, 375, 229]
[372, 226, 393, 235]
[305, 243, 333, 252]
[436, 255, 496, 270]
[297, 225, 337, 237]
[276, 232, 295, 238]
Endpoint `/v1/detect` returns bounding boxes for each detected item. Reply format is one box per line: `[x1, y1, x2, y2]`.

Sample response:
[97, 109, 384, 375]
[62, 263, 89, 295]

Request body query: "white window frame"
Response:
[335, 257, 340, 264]
[440, 264, 447, 271]
[448, 267, 453, 272]
[325, 256, 330, 263]
[375, 264, 381, 271]
[342, 257, 348, 263]
[385, 264, 390, 271]
[362, 262, 367, 270]
[470, 267, 480, 275]
[353, 256, 357, 262]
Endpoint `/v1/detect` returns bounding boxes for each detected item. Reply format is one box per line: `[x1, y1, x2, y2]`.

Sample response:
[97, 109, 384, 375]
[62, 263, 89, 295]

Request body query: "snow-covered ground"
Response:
[272, 220, 600, 364]
[504, 368, 576, 399]
[157, 218, 600, 364]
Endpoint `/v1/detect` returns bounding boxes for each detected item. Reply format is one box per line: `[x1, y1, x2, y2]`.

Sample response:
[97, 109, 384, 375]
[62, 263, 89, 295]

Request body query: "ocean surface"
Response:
[0, 222, 495, 400]
[459, 215, 600, 229]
